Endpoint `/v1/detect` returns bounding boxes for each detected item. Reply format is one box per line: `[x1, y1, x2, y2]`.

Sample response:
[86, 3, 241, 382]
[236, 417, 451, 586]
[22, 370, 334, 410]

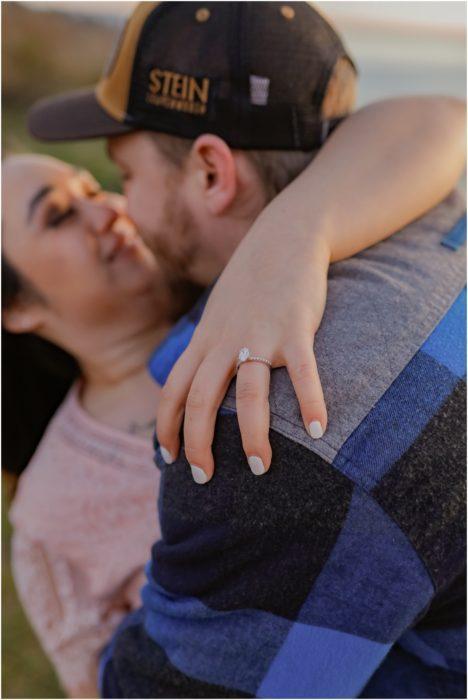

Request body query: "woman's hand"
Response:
[157, 222, 331, 482]
[156, 96, 466, 483]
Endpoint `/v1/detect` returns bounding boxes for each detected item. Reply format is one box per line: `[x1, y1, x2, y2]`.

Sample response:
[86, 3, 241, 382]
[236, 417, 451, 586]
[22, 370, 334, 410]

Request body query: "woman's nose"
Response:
[76, 198, 119, 235]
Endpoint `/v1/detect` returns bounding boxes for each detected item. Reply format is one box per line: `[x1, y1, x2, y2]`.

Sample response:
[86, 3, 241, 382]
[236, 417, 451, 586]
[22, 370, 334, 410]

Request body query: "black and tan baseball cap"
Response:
[28, 1, 355, 150]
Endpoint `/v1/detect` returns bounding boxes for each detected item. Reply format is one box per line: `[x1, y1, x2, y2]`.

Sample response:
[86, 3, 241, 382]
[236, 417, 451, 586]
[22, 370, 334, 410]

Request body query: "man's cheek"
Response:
[127, 190, 151, 235]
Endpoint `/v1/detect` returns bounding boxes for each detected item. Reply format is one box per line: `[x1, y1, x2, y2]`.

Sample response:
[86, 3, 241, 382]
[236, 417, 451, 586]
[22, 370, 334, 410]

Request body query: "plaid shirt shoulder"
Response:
[102, 289, 466, 699]
[103, 226, 466, 700]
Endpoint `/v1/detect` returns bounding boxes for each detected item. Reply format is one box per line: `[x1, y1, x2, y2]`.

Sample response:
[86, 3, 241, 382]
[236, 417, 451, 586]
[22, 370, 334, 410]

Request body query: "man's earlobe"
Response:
[192, 134, 237, 215]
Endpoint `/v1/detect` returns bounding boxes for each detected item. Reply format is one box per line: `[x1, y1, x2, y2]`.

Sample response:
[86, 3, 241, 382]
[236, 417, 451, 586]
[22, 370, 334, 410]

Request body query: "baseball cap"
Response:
[28, 2, 355, 150]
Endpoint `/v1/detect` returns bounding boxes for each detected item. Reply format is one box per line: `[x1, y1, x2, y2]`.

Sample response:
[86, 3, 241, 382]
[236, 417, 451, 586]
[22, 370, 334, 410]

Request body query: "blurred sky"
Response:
[320, 2, 465, 32]
[24, 1, 466, 105]
[25, 1, 466, 31]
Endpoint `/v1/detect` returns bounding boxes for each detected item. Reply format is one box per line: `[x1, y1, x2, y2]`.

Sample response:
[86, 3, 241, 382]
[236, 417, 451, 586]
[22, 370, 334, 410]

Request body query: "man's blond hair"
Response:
[153, 57, 357, 201]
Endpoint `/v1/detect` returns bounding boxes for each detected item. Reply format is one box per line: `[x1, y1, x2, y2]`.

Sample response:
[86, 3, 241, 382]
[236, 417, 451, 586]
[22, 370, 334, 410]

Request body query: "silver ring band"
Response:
[236, 347, 272, 372]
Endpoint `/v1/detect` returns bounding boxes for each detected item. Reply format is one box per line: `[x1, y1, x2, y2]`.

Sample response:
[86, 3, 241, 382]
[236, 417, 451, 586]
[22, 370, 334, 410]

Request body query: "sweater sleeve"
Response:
[103, 414, 438, 699]
[11, 531, 126, 697]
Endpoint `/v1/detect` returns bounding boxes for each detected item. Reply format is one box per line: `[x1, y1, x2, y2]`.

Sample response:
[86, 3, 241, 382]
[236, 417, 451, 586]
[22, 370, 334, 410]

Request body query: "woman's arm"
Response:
[156, 96, 466, 481]
[273, 96, 466, 263]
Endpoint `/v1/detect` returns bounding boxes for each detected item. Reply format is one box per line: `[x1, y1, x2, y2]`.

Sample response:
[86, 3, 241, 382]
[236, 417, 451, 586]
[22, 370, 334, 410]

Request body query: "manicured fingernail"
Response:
[248, 456, 266, 476]
[309, 421, 324, 439]
[160, 446, 174, 464]
[190, 465, 209, 484]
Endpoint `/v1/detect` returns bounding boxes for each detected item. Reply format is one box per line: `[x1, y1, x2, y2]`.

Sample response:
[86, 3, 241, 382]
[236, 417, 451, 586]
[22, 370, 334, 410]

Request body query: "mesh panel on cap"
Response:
[123, 1, 354, 149]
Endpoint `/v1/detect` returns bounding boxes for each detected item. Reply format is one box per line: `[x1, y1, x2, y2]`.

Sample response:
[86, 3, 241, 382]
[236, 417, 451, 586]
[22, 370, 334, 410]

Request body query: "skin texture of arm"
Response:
[272, 96, 466, 263]
[155, 95, 466, 482]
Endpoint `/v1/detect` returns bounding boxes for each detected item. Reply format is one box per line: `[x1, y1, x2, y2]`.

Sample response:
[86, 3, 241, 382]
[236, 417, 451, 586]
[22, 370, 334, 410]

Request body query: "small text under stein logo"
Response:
[146, 68, 210, 115]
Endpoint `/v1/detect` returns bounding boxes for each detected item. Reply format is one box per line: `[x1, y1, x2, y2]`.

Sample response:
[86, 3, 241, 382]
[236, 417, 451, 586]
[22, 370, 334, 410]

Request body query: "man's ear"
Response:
[190, 134, 237, 215]
[2, 301, 45, 335]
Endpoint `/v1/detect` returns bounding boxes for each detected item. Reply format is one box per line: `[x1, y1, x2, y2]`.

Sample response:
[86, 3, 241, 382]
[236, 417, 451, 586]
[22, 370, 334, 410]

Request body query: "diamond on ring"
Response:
[236, 347, 272, 372]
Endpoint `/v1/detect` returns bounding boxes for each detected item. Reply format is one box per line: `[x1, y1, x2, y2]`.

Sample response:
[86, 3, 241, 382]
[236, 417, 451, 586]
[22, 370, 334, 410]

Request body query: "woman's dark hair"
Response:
[2, 257, 79, 475]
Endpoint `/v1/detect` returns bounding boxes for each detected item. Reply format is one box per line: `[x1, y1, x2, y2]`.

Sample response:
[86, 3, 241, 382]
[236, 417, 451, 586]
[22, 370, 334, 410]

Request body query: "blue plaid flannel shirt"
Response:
[100, 205, 466, 699]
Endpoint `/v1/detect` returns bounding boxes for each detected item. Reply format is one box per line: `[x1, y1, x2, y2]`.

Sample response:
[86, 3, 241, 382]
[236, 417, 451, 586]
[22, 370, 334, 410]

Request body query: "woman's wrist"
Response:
[306, 224, 333, 272]
[249, 188, 334, 271]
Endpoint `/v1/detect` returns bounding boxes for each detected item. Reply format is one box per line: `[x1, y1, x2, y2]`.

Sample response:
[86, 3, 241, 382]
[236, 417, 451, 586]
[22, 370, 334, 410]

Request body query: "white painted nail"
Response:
[190, 465, 209, 484]
[248, 456, 266, 476]
[309, 421, 324, 439]
[160, 446, 174, 464]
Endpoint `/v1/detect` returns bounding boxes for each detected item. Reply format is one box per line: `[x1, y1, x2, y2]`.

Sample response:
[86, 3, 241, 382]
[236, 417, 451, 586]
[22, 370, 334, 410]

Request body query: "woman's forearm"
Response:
[156, 95, 465, 478]
[257, 96, 466, 263]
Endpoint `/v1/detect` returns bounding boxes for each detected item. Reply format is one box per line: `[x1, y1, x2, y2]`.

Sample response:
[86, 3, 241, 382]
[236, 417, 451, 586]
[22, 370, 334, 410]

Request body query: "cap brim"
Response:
[28, 88, 133, 142]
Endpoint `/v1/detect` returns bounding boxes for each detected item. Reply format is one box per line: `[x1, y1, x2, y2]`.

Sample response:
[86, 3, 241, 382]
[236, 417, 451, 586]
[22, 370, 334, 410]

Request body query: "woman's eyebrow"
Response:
[27, 185, 53, 223]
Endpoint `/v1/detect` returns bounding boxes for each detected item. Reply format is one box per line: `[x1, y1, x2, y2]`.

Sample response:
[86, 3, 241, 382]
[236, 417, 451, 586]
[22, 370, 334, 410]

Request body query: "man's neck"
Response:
[194, 214, 260, 286]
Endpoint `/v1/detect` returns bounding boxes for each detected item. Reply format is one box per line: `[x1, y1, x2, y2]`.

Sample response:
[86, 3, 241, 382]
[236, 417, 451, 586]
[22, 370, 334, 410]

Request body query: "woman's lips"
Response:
[100, 230, 137, 263]
[97, 214, 141, 264]
[100, 215, 140, 263]
[100, 232, 123, 262]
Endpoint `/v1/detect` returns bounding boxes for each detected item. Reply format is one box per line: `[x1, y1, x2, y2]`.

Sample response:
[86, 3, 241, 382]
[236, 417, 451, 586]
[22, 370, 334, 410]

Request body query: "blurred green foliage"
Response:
[3, 104, 121, 192]
[3, 4, 124, 697]
[2, 2, 121, 191]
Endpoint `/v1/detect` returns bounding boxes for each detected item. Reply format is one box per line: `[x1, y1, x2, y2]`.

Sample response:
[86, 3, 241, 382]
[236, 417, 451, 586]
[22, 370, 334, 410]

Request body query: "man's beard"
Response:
[145, 194, 201, 283]
[143, 194, 205, 318]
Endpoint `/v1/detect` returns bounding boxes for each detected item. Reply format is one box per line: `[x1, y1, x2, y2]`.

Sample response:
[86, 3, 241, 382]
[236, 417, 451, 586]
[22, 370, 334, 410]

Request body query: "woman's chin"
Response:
[107, 241, 156, 278]
[111, 261, 159, 299]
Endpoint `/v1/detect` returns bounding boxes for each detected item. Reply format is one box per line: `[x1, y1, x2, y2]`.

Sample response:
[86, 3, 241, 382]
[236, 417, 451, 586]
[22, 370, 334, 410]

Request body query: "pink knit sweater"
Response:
[9, 383, 160, 695]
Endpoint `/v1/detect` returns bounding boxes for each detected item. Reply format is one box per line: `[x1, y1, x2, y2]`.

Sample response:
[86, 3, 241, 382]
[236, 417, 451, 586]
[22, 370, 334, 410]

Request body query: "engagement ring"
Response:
[236, 347, 272, 372]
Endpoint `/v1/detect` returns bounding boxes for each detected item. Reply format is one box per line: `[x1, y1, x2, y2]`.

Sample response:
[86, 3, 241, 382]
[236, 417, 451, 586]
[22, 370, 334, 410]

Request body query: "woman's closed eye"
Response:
[46, 205, 76, 228]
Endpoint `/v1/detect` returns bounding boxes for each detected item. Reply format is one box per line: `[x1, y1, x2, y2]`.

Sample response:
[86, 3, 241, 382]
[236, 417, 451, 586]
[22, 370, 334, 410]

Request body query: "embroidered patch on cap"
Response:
[146, 67, 211, 116]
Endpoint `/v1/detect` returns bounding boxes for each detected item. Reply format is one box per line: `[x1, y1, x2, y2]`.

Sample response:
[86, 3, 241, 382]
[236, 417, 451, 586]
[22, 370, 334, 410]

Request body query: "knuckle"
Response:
[160, 381, 179, 405]
[236, 381, 262, 404]
[186, 387, 206, 413]
[290, 360, 315, 381]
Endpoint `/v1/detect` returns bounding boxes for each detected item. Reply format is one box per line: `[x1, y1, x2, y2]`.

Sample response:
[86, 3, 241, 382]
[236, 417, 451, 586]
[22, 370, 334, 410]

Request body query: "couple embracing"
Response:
[4, 3, 466, 698]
